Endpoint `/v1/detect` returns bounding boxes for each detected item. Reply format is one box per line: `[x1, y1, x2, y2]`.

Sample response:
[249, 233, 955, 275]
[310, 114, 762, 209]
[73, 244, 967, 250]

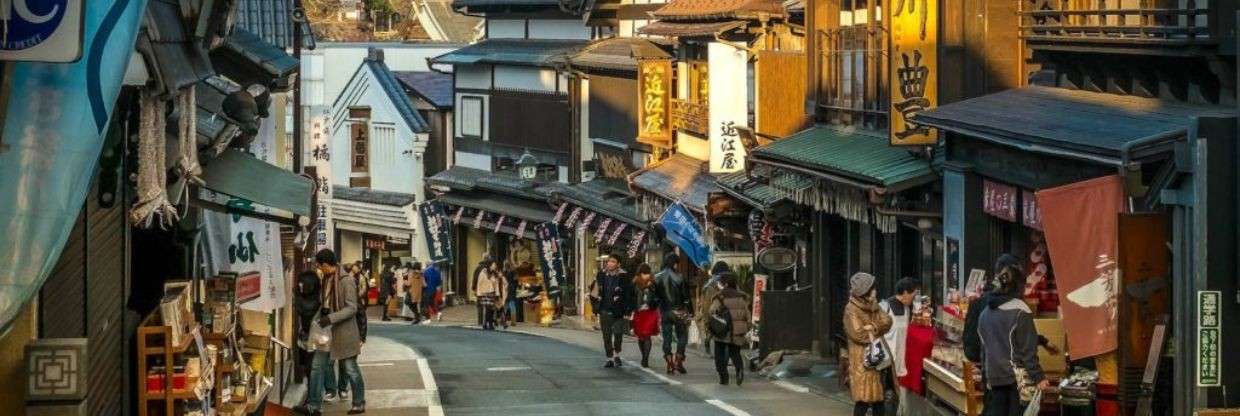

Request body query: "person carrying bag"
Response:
[844, 272, 893, 416]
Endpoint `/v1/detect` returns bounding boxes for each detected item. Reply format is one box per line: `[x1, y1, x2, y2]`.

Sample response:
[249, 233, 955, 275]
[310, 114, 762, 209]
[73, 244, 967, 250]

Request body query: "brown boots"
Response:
[676, 353, 687, 374]
[665, 354, 688, 375]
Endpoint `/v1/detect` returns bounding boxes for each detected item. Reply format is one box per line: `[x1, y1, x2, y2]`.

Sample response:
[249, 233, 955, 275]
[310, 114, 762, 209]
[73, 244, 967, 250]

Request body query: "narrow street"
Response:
[334, 307, 856, 416]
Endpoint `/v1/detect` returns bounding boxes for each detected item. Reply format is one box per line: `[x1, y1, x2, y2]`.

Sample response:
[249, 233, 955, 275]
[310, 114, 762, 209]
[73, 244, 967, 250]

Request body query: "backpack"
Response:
[708, 295, 732, 339]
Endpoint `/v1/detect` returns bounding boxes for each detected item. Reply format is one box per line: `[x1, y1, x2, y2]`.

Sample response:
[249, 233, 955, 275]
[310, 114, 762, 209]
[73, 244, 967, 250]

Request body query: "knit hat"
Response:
[849, 272, 876, 297]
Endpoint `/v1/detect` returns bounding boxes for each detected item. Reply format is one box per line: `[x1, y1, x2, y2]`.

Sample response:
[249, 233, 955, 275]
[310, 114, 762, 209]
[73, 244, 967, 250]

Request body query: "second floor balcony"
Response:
[670, 98, 709, 136]
[1019, 0, 1231, 53]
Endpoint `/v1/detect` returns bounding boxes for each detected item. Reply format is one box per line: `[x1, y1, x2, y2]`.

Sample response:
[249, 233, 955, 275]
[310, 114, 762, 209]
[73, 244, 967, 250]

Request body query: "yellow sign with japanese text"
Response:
[637, 59, 673, 148]
[889, 0, 938, 146]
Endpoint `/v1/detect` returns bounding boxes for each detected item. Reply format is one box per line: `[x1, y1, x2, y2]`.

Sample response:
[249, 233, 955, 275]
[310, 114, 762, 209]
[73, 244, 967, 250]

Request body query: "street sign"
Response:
[1197, 290, 1221, 387]
[0, 0, 84, 63]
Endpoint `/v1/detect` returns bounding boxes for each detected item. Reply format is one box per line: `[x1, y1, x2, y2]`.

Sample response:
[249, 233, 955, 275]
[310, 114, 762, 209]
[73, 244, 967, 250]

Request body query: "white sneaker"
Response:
[340, 390, 349, 399]
[324, 392, 338, 402]
[437, 312, 443, 321]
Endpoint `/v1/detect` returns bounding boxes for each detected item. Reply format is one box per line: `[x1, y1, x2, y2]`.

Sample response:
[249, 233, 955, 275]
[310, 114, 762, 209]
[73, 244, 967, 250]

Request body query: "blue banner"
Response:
[0, 0, 149, 330]
[534, 223, 565, 297]
[659, 202, 711, 268]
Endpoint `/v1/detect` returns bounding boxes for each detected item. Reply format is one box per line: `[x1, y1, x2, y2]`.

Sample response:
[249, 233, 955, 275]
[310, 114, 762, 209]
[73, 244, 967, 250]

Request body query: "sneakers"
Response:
[292, 405, 322, 416]
[347, 405, 366, 414]
[324, 392, 338, 402]
[614, 357, 623, 367]
[604, 359, 616, 368]
[339, 390, 349, 399]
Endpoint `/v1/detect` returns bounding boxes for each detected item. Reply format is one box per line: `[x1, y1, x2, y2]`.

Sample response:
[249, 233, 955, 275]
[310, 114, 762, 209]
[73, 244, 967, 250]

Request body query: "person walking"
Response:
[338, 264, 370, 400]
[978, 256, 1048, 416]
[294, 271, 322, 388]
[591, 254, 634, 368]
[298, 249, 366, 415]
[472, 258, 491, 326]
[379, 264, 396, 321]
[423, 262, 443, 321]
[631, 264, 661, 368]
[844, 272, 893, 416]
[881, 277, 920, 415]
[707, 271, 751, 386]
[697, 261, 730, 356]
[406, 263, 426, 324]
[655, 252, 693, 375]
[475, 260, 505, 330]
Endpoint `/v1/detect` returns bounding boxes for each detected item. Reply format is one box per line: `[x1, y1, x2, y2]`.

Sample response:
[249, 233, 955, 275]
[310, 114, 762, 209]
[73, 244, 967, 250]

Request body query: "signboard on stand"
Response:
[535, 223, 565, 294]
[0, 0, 85, 62]
[419, 202, 454, 264]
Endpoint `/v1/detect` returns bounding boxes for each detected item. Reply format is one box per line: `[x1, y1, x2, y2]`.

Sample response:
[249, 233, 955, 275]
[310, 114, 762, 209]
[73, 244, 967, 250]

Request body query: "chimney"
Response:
[368, 47, 385, 63]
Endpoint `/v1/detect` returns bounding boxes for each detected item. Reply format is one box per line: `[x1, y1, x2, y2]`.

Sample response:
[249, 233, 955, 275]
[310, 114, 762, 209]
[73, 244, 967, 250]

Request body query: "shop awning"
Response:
[912, 86, 1233, 166]
[630, 154, 717, 212]
[551, 179, 646, 229]
[197, 149, 315, 219]
[430, 39, 589, 68]
[716, 170, 805, 210]
[436, 192, 555, 224]
[636, 20, 747, 37]
[750, 125, 936, 191]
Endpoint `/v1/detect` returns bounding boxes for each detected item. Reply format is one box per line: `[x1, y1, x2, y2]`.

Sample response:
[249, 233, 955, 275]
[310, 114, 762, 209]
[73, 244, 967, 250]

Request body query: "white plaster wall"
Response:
[455, 65, 493, 90]
[494, 66, 558, 92]
[707, 42, 749, 173]
[303, 43, 460, 110]
[677, 131, 710, 161]
[329, 66, 428, 196]
[528, 20, 591, 39]
[340, 230, 363, 264]
[455, 151, 492, 171]
[488, 19, 526, 38]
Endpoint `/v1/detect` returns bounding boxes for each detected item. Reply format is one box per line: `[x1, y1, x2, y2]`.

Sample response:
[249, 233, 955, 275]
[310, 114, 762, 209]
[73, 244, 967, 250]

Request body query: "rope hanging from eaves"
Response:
[131, 90, 179, 228]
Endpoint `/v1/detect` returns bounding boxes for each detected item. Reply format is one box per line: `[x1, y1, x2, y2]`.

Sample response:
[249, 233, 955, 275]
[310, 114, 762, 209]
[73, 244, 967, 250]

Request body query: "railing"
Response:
[670, 98, 709, 135]
[1019, 1, 1211, 44]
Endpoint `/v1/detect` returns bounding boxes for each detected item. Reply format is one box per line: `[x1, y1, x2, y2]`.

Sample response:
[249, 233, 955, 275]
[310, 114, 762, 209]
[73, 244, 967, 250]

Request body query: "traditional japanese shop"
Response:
[913, 85, 1236, 415]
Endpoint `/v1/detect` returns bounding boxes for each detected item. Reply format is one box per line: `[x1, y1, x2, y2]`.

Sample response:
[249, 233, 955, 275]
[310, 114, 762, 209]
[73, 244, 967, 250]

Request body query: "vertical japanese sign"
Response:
[889, 0, 938, 146]
[637, 59, 672, 148]
[1198, 290, 1221, 387]
[1036, 175, 1124, 359]
[310, 115, 333, 252]
[535, 223, 565, 294]
[752, 274, 768, 323]
[708, 42, 748, 173]
[419, 202, 454, 264]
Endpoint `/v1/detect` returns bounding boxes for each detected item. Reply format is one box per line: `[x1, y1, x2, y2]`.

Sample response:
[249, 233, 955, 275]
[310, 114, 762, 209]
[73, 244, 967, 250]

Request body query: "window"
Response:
[820, 0, 888, 129]
[460, 96, 484, 138]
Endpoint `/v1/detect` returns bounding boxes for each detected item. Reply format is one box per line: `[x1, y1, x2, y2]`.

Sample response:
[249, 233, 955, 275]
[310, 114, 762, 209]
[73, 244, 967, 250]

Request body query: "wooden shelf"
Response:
[145, 377, 202, 401]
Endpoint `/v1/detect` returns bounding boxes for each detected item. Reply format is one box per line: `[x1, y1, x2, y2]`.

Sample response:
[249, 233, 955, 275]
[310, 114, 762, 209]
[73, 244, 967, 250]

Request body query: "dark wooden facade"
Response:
[588, 75, 639, 145]
[489, 90, 573, 154]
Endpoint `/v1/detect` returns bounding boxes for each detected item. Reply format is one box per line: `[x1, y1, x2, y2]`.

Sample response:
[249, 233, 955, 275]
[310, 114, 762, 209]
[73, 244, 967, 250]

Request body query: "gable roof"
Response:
[570, 37, 674, 73]
[394, 71, 455, 109]
[335, 52, 431, 133]
[650, 0, 785, 21]
[430, 39, 589, 67]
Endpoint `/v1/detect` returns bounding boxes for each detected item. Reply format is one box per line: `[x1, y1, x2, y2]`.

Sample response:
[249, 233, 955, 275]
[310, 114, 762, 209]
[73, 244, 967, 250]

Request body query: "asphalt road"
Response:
[373, 324, 763, 416]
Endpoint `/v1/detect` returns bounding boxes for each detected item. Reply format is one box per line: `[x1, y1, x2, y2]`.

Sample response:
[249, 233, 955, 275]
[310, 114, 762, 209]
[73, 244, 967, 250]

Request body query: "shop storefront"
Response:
[736, 126, 940, 358]
[915, 85, 1235, 414]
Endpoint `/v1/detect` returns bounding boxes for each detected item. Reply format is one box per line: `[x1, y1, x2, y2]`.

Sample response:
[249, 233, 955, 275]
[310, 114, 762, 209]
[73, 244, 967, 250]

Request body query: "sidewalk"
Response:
[423, 304, 857, 415]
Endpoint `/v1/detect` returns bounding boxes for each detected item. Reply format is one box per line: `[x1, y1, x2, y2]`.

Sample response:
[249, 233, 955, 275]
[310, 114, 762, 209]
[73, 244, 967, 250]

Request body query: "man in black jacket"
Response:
[655, 252, 693, 375]
[592, 254, 635, 368]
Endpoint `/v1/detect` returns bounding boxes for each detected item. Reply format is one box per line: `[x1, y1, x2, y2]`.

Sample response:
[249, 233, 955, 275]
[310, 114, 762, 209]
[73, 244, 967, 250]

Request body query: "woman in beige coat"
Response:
[406, 263, 426, 323]
[843, 272, 893, 416]
[708, 272, 751, 386]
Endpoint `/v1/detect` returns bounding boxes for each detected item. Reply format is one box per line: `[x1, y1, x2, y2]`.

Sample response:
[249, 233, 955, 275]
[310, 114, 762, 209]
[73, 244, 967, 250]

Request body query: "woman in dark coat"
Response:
[708, 271, 751, 386]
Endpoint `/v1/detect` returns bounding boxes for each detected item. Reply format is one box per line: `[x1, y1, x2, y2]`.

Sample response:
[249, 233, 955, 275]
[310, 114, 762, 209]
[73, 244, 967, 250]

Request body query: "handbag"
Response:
[707, 296, 732, 339]
[864, 336, 893, 370]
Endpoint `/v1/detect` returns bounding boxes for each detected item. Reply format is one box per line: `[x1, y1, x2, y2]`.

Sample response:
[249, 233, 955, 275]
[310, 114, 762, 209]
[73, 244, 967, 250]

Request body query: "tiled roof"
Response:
[332, 186, 418, 207]
[912, 86, 1233, 161]
[551, 179, 645, 227]
[636, 20, 747, 37]
[437, 191, 556, 223]
[394, 71, 455, 108]
[430, 39, 589, 67]
[751, 125, 934, 190]
[233, 0, 316, 49]
[210, 29, 300, 90]
[363, 56, 431, 133]
[452, 0, 583, 12]
[630, 154, 716, 211]
[570, 37, 674, 72]
[650, 0, 785, 21]
[139, 0, 215, 96]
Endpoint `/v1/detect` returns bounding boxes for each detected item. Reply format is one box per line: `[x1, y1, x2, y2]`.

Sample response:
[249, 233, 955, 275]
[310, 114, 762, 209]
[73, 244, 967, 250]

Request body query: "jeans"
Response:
[713, 341, 743, 377]
[599, 311, 628, 358]
[336, 360, 349, 393]
[982, 384, 1024, 416]
[307, 352, 365, 410]
[660, 316, 689, 356]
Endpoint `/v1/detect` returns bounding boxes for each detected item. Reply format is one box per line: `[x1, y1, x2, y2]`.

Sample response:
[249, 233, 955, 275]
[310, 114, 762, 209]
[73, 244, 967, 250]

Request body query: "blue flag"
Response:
[659, 203, 711, 268]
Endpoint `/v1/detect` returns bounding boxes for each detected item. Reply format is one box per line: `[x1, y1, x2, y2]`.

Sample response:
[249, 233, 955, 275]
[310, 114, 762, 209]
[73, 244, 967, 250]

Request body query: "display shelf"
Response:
[137, 309, 203, 416]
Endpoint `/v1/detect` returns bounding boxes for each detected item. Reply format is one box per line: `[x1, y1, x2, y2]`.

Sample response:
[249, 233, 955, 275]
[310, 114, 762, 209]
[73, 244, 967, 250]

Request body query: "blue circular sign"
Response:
[3, 0, 68, 51]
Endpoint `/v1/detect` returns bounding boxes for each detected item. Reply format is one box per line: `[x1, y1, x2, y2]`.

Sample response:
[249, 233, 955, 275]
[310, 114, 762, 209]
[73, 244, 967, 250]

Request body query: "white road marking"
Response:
[358, 362, 395, 367]
[705, 399, 752, 416]
[622, 359, 683, 385]
[487, 366, 533, 371]
[772, 380, 811, 394]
